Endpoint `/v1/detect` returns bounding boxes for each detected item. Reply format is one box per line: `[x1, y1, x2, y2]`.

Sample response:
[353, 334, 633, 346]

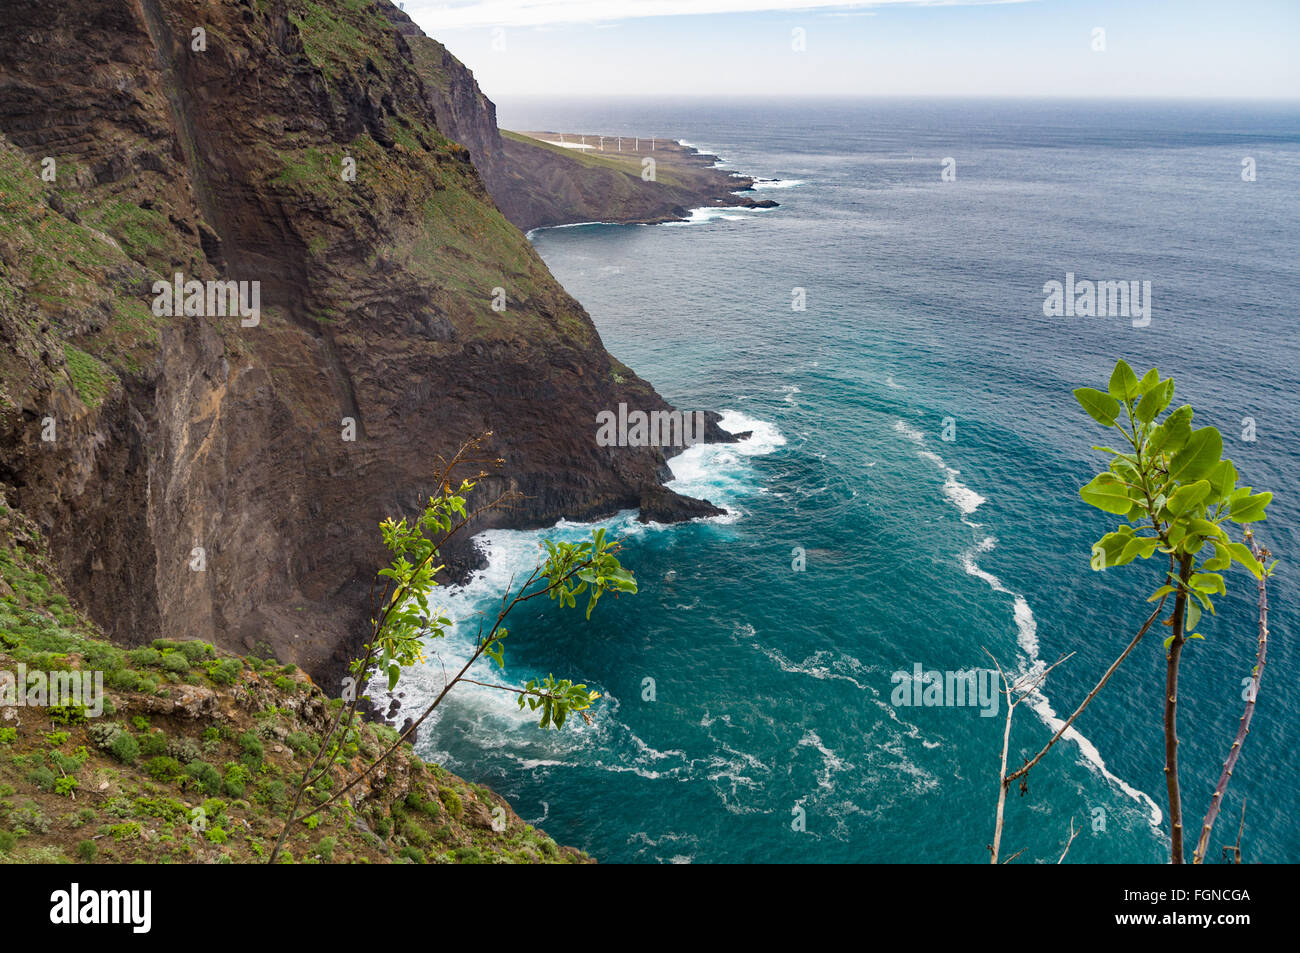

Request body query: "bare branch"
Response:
[1193, 535, 1272, 864]
[1007, 593, 1168, 785]
[1057, 816, 1080, 864]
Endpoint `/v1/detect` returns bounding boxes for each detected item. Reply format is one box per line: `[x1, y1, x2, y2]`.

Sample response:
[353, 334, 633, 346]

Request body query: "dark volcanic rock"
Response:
[637, 485, 725, 524]
[0, 0, 735, 693]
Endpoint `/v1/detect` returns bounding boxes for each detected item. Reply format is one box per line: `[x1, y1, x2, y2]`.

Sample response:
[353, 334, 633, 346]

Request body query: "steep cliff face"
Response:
[381, 7, 509, 189]
[378, 4, 774, 233]
[0, 0, 723, 688]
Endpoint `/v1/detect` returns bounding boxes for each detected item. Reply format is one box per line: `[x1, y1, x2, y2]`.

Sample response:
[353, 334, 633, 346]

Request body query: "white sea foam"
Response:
[378, 410, 782, 785]
[662, 409, 785, 514]
[750, 644, 876, 694]
[894, 420, 987, 516]
[525, 221, 631, 240]
[750, 177, 806, 190]
[893, 418, 1163, 826]
[799, 730, 851, 792]
[662, 206, 753, 226]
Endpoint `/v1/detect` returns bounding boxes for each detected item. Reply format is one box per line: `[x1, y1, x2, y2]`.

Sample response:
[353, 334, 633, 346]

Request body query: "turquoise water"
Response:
[404, 100, 1299, 863]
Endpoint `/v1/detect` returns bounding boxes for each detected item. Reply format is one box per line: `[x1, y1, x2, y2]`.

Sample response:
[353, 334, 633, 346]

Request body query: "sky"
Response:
[397, 0, 1299, 101]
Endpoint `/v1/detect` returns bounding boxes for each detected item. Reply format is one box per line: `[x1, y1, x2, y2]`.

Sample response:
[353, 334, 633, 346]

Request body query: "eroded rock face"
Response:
[0, 0, 726, 690]
[380, 4, 775, 232]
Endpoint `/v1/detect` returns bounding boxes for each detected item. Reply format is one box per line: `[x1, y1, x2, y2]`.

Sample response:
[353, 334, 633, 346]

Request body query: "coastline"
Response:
[493, 130, 780, 232]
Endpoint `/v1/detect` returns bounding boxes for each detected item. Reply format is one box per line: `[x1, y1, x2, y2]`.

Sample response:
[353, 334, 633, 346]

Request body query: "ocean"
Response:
[400, 99, 1299, 863]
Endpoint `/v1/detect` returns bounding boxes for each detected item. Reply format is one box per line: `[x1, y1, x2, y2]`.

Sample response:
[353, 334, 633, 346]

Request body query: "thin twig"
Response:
[1193, 535, 1271, 864]
[1057, 816, 1079, 863]
[985, 648, 1074, 864]
[1006, 591, 1169, 785]
[1221, 798, 1246, 864]
[269, 435, 506, 863]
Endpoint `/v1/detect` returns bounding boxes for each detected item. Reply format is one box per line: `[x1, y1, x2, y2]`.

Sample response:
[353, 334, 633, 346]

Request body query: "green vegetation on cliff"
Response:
[0, 504, 586, 865]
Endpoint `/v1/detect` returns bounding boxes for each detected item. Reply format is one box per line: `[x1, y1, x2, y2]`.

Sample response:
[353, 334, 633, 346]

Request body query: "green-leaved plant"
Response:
[1075, 359, 1274, 863]
[988, 360, 1276, 865]
[270, 435, 637, 863]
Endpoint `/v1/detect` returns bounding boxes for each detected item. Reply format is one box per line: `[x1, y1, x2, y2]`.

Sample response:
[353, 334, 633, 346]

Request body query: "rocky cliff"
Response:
[379, 4, 776, 233]
[0, 0, 726, 692]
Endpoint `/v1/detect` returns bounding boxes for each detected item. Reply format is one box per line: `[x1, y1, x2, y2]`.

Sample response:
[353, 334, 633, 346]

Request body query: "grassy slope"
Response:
[0, 504, 586, 865]
[500, 130, 695, 191]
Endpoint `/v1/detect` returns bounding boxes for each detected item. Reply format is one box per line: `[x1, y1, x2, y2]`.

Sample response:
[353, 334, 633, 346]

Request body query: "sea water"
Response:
[399, 98, 1299, 863]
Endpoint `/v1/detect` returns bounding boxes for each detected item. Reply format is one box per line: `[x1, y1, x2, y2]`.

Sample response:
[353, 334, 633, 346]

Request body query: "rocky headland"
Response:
[0, 0, 739, 689]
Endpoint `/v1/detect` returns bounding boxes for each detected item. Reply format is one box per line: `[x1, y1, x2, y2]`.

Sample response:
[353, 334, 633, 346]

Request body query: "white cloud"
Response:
[407, 0, 1021, 30]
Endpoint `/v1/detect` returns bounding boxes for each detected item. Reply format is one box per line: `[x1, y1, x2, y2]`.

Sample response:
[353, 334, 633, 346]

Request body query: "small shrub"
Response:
[108, 732, 139, 765]
[127, 647, 162, 668]
[401, 819, 430, 847]
[285, 732, 316, 756]
[104, 797, 135, 819]
[49, 703, 88, 726]
[165, 737, 201, 764]
[206, 658, 242, 686]
[253, 779, 286, 809]
[438, 787, 463, 817]
[238, 732, 263, 769]
[69, 806, 97, 828]
[222, 763, 252, 798]
[201, 798, 227, 826]
[106, 668, 142, 692]
[50, 750, 84, 775]
[139, 732, 168, 757]
[183, 760, 221, 796]
[160, 653, 190, 675]
[12, 803, 50, 834]
[26, 767, 56, 792]
[144, 756, 183, 782]
[108, 822, 141, 841]
[316, 836, 337, 862]
[178, 641, 212, 664]
[75, 840, 97, 863]
[132, 796, 186, 822]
